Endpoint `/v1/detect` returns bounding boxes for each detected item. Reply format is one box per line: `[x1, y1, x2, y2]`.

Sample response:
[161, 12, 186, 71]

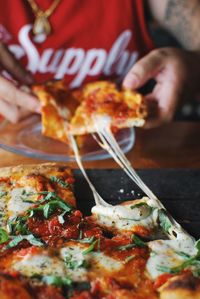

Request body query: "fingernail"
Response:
[123, 74, 139, 89]
[25, 74, 34, 85]
[35, 104, 41, 114]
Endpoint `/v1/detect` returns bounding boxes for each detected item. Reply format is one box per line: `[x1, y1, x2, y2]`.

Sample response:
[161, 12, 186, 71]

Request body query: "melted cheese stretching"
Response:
[91, 199, 158, 233]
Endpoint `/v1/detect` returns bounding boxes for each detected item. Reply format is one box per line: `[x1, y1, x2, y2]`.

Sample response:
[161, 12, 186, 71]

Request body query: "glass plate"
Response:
[0, 115, 135, 161]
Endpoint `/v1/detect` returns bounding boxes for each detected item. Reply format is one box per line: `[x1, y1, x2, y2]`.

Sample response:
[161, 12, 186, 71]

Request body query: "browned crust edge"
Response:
[0, 163, 71, 178]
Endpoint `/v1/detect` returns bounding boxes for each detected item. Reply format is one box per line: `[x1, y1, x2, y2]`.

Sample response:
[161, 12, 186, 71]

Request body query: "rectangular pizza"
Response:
[0, 163, 199, 299]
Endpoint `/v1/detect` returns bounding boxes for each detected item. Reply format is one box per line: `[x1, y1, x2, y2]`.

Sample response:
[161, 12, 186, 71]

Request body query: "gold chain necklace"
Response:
[27, 0, 61, 36]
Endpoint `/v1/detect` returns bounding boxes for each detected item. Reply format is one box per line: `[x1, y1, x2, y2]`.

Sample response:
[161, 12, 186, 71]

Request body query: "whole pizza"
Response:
[0, 163, 199, 299]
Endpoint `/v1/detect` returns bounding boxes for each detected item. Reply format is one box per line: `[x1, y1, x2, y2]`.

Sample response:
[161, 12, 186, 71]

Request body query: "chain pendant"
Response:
[33, 15, 51, 36]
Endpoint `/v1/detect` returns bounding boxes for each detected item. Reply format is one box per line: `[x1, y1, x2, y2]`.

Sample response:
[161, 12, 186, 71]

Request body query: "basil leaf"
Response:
[7, 216, 29, 235]
[124, 255, 135, 263]
[26, 234, 44, 247]
[0, 191, 7, 198]
[50, 176, 69, 188]
[130, 203, 153, 219]
[78, 236, 95, 244]
[82, 239, 98, 255]
[157, 265, 176, 274]
[42, 275, 72, 287]
[65, 256, 88, 270]
[5, 234, 44, 249]
[132, 235, 147, 248]
[5, 235, 24, 249]
[116, 243, 135, 251]
[75, 281, 91, 292]
[58, 211, 67, 224]
[28, 198, 72, 219]
[175, 251, 191, 259]
[158, 209, 172, 233]
[0, 228, 9, 244]
[157, 258, 200, 275]
[195, 239, 200, 256]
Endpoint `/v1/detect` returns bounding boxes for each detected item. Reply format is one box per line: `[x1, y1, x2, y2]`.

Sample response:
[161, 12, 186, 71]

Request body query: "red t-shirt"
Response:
[0, 0, 154, 88]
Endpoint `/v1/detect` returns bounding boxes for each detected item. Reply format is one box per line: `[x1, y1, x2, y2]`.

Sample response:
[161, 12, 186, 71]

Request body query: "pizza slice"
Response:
[32, 80, 79, 143]
[70, 80, 147, 135]
[33, 80, 147, 143]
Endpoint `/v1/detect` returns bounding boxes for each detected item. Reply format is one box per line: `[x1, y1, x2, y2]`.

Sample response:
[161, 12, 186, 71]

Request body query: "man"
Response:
[0, 0, 200, 127]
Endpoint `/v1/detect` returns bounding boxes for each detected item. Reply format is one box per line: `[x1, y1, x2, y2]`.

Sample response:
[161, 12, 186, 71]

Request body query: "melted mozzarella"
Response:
[146, 238, 196, 279]
[0, 183, 8, 227]
[91, 201, 158, 233]
[91, 251, 122, 272]
[12, 252, 66, 277]
[60, 245, 88, 281]
[8, 187, 37, 218]
[60, 243, 123, 280]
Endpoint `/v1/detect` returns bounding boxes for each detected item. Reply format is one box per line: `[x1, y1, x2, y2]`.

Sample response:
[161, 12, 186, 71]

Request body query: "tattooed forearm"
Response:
[148, 0, 200, 50]
[164, 0, 200, 50]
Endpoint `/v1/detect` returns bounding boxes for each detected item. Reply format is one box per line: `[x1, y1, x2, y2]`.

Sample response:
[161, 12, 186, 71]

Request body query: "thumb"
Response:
[0, 42, 33, 85]
[123, 49, 166, 90]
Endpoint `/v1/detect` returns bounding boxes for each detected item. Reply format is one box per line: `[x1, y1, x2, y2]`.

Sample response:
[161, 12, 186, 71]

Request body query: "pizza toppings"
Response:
[0, 163, 199, 299]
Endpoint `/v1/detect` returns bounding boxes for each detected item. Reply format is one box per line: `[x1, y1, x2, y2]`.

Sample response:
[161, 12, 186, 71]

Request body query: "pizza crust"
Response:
[159, 274, 200, 299]
[0, 162, 72, 178]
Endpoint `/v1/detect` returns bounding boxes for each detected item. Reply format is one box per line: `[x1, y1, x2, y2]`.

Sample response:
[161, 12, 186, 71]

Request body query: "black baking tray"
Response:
[74, 169, 200, 239]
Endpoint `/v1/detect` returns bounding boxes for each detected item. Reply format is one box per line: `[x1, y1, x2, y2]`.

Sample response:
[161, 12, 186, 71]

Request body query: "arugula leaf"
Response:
[0, 228, 9, 244]
[132, 235, 147, 248]
[5, 234, 44, 249]
[50, 176, 69, 188]
[82, 239, 98, 255]
[158, 209, 172, 233]
[42, 275, 72, 287]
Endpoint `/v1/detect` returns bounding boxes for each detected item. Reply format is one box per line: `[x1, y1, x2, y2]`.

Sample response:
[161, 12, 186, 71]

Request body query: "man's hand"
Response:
[0, 42, 40, 123]
[123, 47, 200, 128]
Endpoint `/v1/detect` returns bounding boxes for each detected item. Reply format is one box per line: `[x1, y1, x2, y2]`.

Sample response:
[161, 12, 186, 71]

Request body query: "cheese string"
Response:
[69, 134, 111, 207]
[91, 119, 194, 242]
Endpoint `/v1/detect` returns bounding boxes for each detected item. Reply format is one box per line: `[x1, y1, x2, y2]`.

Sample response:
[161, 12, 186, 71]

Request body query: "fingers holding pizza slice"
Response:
[32, 80, 148, 143]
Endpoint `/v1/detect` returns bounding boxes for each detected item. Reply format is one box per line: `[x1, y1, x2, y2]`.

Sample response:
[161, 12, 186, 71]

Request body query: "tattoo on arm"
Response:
[164, 0, 200, 50]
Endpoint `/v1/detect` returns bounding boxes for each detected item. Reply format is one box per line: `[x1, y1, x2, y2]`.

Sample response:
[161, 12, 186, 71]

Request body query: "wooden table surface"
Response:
[0, 121, 199, 169]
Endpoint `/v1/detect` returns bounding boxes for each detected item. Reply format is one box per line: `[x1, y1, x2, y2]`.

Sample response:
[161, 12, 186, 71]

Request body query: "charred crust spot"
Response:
[166, 275, 200, 291]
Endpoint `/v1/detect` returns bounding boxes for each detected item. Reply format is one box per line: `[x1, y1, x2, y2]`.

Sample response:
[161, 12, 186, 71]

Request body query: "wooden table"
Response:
[0, 121, 199, 169]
